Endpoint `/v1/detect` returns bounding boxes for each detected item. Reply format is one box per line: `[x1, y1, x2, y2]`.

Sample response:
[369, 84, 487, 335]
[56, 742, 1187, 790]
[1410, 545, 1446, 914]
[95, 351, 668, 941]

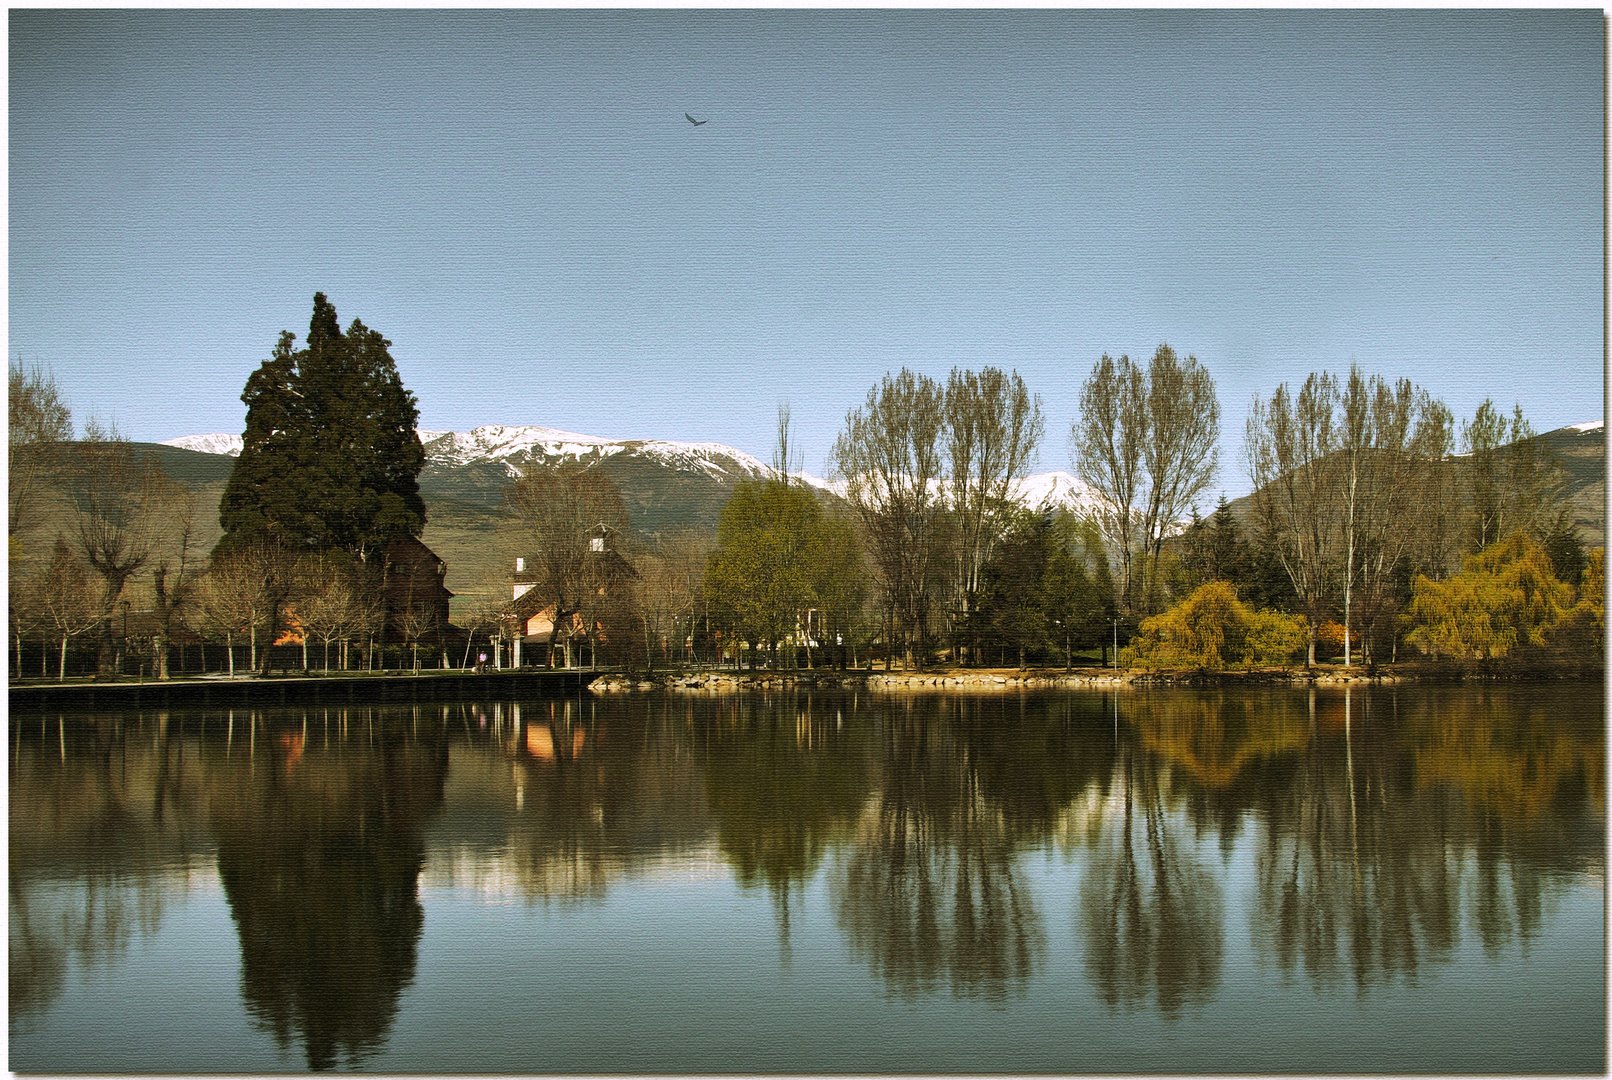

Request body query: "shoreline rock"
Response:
[588, 666, 1413, 694]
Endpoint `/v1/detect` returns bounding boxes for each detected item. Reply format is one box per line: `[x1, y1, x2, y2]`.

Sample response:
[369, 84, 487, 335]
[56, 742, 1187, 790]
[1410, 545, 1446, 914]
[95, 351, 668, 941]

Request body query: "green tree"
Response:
[1548, 547, 1604, 665]
[219, 293, 426, 562]
[976, 511, 1055, 668]
[704, 479, 827, 669]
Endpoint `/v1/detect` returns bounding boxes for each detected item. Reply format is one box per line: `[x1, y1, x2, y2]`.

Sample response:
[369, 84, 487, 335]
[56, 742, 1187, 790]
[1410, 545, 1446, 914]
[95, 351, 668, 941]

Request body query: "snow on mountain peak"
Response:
[161, 424, 1101, 513]
[161, 433, 243, 456]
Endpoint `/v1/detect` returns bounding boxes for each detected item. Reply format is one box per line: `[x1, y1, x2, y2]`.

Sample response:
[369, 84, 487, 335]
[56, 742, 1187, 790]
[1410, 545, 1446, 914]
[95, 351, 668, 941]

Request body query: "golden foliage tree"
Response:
[1403, 531, 1577, 661]
[1122, 580, 1308, 670]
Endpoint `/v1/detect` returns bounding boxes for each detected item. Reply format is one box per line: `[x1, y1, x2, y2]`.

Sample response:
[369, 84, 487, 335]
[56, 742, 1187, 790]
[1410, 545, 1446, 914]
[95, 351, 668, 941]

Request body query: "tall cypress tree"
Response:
[219, 293, 426, 561]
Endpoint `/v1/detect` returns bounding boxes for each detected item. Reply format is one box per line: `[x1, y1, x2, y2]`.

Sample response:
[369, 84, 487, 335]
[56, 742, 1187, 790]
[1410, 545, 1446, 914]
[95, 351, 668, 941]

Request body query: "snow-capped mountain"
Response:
[414, 424, 826, 488]
[166, 423, 1099, 515]
[162, 432, 244, 456]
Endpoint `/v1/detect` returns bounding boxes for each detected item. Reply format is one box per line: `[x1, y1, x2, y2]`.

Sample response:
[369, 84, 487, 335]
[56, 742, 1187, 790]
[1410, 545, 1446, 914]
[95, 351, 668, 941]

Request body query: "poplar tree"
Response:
[218, 293, 426, 562]
[830, 370, 947, 669]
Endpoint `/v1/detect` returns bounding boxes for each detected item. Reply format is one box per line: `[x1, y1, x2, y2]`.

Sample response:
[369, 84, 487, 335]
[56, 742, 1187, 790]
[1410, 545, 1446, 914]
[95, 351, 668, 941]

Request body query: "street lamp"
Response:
[120, 600, 131, 675]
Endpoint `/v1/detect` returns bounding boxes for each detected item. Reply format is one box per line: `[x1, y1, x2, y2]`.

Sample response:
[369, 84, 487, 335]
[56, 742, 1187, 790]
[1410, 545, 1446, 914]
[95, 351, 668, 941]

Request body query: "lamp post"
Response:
[1111, 615, 1119, 670]
[119, 600, 131, 676]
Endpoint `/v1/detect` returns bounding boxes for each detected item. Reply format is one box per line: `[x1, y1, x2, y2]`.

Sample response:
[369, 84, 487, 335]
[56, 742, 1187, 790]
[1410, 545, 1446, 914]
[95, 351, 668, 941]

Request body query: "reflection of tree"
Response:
[1251, 691, 1456, 991]
[700, 694, 870, 954]
[830, 698, 1056, 1002]
[210, 716, 446, 1071]
[9, 713, 206, 1025]
[1245, 686, 1604, 993]
[1077, 733, 1223, 1018]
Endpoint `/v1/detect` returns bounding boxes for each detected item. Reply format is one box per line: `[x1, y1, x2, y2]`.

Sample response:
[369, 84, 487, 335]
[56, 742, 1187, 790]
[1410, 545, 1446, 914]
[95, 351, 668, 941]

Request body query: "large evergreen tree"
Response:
[219, 294, 426, 561]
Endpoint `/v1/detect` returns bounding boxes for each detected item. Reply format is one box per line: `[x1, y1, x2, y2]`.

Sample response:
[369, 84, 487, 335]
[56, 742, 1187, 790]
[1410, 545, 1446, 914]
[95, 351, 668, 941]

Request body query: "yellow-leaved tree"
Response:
[1122, 580, 1308, 670]
[1403, 530, 1577, 660]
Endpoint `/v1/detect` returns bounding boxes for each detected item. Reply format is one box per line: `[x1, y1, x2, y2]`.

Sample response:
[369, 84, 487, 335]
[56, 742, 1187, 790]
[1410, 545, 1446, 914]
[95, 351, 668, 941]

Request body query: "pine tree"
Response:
[219, 294, 426, 562]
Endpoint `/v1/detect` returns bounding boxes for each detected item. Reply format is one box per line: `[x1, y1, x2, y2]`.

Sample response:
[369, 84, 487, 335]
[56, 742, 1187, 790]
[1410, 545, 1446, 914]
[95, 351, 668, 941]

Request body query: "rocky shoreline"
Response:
[588, 666, 1394, 693]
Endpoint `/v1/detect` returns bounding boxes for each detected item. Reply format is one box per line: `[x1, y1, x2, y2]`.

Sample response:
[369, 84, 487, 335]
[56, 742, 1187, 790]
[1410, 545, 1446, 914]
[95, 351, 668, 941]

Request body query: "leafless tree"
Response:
[501, 463, 630, 669]
[149, 487, 200, 680]
[1139, 346, 1220, 605]
[1334, 368, 1454, 665]
[1073, 346, 1220, 615]
[8, 363, 73, 552]
[945, 367, 1044, 664]
[1245, 373, 1341, 665]
[201, 539, 297, 675]
[37, 536, 100, 680]
[66, 425, 187, 675]
[636, 528, 712, 671]
[1461, 399, 1567, 551]
[1072, 354, 1147, 612]
[831, 370, 947, 669]
[294, 551, 367, 671]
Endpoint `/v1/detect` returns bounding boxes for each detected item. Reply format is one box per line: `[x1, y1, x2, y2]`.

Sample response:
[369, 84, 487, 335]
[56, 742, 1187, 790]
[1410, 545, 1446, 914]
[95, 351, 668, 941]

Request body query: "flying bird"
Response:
[685, 112, 708, 126]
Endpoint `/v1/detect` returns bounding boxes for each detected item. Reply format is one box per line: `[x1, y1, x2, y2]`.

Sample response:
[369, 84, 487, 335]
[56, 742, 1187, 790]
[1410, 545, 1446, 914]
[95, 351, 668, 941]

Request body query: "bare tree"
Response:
[945, 367, 1044, 664]
[37, 536, 100, 680]
[1138, 346, 1220, 606]
[635, 529, 713, 672]
[502, 463, 630, 669]
[1461, 400, 1567, 551]
[831, 369, 947, 669]
[66, 427, 186, 675]
[1334, 368, 1454, 665]
[1245, 374, 1340, 665]
[149, 487, 201, 680]
[8, 363, 73, 553]
[1073, 346, 1221, 616]
[1072, 354, 1147, 612]
[201, 539, 298, 675]
[294, 551, 367, 671]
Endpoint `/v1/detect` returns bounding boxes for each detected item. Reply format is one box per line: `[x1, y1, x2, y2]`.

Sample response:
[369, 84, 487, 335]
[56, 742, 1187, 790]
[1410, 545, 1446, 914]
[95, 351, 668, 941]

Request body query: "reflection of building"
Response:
[503, 524, 636, 667]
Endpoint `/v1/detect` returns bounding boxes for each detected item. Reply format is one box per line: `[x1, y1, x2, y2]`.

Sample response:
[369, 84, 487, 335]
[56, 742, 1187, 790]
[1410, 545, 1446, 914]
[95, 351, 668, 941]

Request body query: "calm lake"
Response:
[9, 682, 1605, 1075]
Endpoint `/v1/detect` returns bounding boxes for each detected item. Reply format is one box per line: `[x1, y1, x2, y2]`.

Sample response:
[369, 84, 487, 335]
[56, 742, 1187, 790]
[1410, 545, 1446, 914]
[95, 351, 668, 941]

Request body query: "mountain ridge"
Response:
[161, 423, 1101, 516]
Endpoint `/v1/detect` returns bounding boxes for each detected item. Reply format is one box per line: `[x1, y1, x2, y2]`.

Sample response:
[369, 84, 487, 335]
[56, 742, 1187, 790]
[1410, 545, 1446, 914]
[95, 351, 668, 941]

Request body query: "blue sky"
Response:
[10, 9, 1604, 501]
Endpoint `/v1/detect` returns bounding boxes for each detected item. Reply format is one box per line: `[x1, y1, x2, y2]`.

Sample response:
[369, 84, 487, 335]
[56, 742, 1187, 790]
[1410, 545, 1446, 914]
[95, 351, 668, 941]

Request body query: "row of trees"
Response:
[11, 321, 1599, 677]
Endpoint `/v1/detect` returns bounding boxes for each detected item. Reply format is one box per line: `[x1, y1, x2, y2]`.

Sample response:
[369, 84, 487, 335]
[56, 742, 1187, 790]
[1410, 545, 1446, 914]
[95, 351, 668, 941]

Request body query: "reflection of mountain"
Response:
[8, 684, 1604, 1055]
[210, 724, 447, 1071]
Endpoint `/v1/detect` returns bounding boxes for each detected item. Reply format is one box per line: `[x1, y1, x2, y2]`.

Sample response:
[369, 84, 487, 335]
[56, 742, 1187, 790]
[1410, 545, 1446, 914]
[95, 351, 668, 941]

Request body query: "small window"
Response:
[590, 537, 604, 552]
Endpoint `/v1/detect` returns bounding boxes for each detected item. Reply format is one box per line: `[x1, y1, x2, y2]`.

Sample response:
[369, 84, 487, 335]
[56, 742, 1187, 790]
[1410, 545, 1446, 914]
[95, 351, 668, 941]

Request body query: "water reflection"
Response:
[1078, 729, 1224, 1017]
[699, 694, 870, 958]
[8, 684, 1604, 1072]
[10, 713, 213, 1028]
[209, 710, 447, 1070]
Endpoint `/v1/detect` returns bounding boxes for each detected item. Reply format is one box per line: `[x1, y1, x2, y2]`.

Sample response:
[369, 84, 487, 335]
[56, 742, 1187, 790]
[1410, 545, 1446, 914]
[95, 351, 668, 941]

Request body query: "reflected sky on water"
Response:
[10, 684, 1605, 1074]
